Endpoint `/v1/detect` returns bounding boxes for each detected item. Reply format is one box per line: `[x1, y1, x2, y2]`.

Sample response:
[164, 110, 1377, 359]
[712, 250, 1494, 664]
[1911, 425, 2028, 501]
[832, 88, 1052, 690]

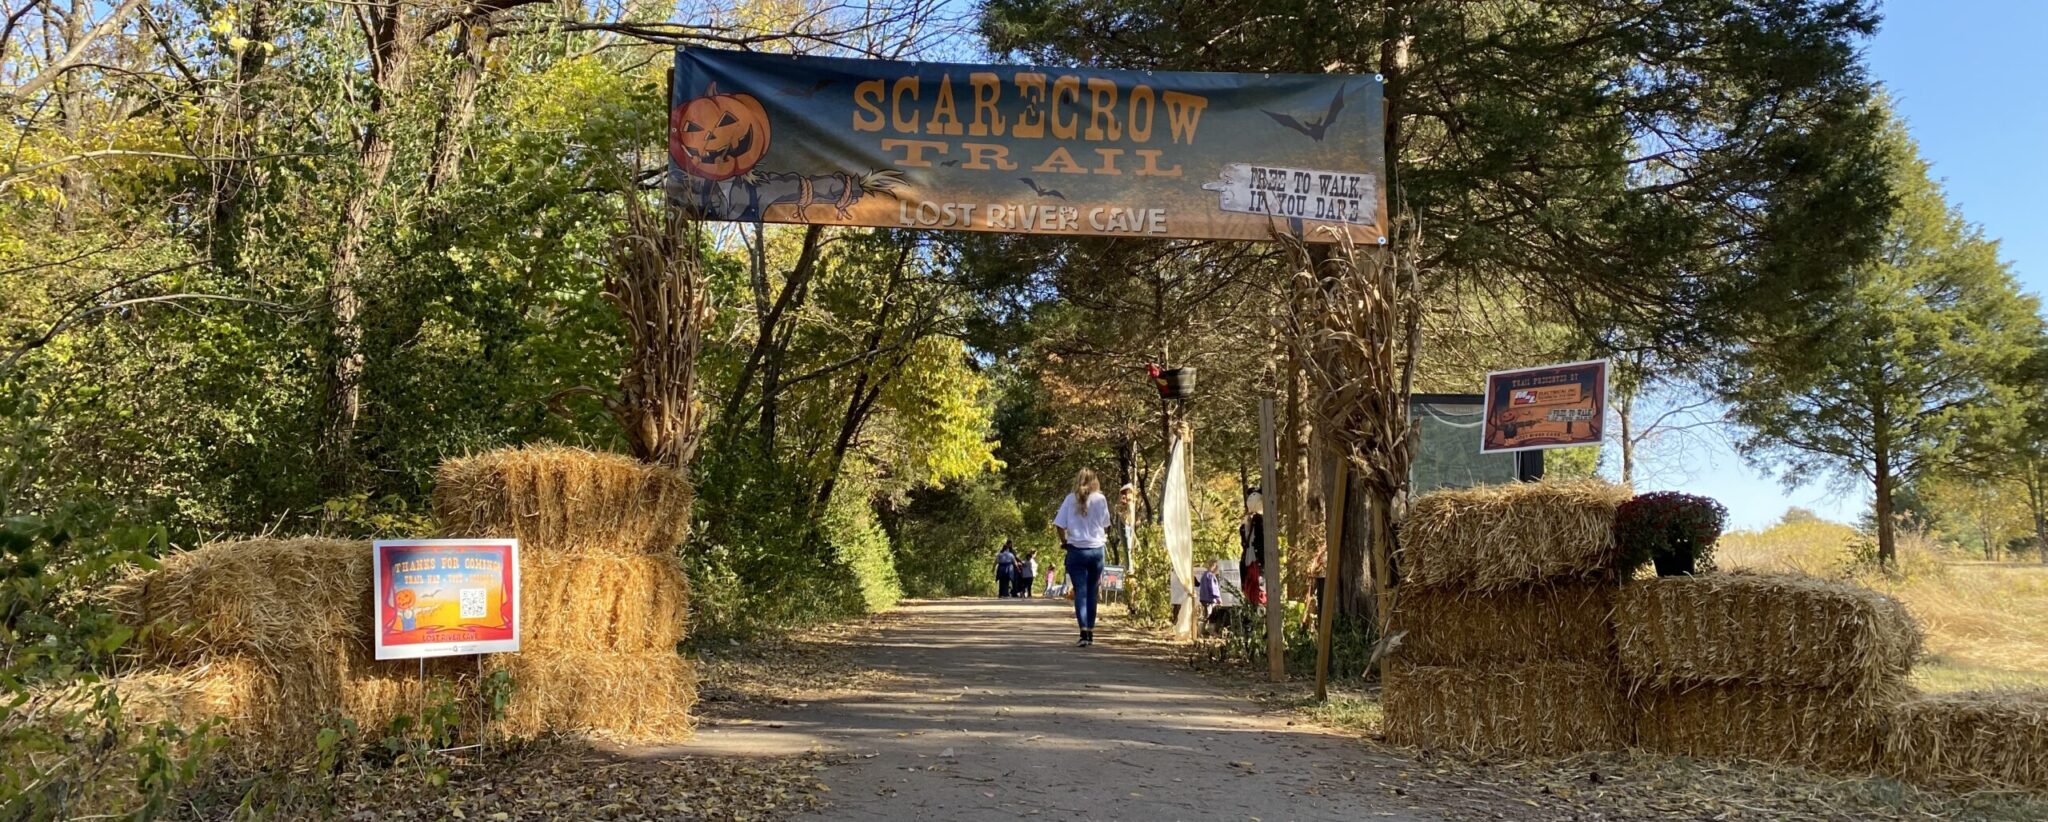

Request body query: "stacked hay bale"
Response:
[104, 446, 697, 760]
[1384, 480, 1634, 755]
[1883, 689, 2048, 792]
[432, 445, 697, 739]
[1617, 572, 1921, 771]
[105, 538, 484, 764]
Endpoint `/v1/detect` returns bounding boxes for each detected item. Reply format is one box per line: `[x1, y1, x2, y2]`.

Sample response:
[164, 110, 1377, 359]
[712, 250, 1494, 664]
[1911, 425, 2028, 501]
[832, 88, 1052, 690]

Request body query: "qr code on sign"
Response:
[459, 588, 487, 619]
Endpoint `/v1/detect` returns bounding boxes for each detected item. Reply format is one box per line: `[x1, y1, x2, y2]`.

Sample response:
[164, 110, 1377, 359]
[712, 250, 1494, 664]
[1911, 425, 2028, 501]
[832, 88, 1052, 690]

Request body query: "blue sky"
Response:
[1635, 0, 2048, 529]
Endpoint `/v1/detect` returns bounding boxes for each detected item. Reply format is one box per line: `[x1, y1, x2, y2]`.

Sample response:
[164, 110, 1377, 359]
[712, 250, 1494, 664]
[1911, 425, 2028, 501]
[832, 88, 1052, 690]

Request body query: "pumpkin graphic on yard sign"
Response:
[670, 85, 771, 181]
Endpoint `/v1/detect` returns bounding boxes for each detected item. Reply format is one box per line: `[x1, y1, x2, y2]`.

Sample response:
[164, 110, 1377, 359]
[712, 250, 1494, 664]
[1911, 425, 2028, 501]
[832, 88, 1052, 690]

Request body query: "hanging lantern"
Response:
[1149, 365, 1195, 400]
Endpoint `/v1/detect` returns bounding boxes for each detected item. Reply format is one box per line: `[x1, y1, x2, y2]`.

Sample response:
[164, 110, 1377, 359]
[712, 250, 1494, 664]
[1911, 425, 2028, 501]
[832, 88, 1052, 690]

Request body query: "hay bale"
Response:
[105, 538, 371, 664]
[1635, 681, 1895, 772]
[1616, 573, 1921, 692]
[523, 554, 691, 652]
[1382, 661, 1628, 755]
[1883, 689, 2048, 792]
[487, 649, 696, 740]
[433, 446, 693, 556]
[113, 651, 483, 766]
[1396, 480, 1631, 591]
[1389, 582, 1615, 666]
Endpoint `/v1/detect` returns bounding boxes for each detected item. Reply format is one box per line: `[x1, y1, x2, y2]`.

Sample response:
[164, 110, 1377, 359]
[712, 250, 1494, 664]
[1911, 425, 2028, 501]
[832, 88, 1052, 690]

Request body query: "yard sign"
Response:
[1480, 359, 1610, 454]
[668, 48, 1387, 242]
[372, 539, 521, 660]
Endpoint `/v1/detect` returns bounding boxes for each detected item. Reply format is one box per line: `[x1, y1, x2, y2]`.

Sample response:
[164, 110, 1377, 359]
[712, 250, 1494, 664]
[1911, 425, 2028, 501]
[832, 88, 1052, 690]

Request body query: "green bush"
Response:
[886, 474, 1024, 598]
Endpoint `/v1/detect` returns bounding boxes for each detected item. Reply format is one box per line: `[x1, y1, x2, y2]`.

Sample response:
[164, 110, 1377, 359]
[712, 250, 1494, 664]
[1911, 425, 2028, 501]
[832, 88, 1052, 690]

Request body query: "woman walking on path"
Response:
[995, 541, 1018, 598]
[1054, 468, 1111, 646]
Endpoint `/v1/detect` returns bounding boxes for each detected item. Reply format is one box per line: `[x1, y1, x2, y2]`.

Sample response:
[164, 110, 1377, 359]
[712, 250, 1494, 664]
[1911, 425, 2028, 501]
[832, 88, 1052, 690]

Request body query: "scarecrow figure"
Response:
[670, 85, 901, 222]
[391, 587, 439, 632]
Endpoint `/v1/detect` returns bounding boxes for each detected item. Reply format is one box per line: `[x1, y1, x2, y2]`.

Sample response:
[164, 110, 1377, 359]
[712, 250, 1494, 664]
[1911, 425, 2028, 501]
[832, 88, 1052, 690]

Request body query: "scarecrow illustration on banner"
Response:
[669, 84, 901, 222]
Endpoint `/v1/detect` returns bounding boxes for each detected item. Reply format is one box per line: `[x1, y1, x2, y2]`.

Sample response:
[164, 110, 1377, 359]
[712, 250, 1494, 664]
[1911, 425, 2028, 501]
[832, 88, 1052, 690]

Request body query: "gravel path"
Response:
[698, 598, 1437, 822]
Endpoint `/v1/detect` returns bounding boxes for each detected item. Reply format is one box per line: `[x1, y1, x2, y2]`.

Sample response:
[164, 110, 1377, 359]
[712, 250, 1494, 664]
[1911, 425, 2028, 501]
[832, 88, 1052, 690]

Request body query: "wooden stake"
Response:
[1315, 447, 1348, 701]
[1259, 396, 1285, 682]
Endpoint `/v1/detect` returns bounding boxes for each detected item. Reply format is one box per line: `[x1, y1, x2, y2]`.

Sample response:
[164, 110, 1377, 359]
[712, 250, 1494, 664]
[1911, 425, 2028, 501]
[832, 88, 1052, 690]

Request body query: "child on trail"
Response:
[1196, 559, 1222, 635]
[1017, 551, 1038, 598]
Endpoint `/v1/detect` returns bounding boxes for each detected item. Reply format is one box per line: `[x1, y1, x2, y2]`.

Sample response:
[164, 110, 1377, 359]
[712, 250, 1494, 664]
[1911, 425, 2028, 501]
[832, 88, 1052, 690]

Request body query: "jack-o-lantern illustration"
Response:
[394, 588, 417, 609]
[670, 86, 771, 181]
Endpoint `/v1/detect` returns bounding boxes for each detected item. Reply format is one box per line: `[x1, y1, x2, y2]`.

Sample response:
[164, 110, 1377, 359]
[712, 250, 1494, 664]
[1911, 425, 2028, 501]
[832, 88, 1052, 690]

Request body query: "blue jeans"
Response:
[1064, 545, 1105, 630]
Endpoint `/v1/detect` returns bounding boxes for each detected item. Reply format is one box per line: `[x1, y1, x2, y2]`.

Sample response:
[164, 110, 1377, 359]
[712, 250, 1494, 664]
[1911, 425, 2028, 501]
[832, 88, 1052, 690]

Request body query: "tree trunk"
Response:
[1616, 384, 1636, 486]
[207, 0, 271, 276]
[1873, 453, 1896, 567]
[321, 2, 416, 483]
[424, 14, 490, 196]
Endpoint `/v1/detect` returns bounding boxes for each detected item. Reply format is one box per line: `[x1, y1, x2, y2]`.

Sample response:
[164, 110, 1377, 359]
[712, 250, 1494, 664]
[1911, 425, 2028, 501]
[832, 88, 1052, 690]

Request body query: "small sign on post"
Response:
[373, 539, 521, 660]
[1480, 359, 1610, 454]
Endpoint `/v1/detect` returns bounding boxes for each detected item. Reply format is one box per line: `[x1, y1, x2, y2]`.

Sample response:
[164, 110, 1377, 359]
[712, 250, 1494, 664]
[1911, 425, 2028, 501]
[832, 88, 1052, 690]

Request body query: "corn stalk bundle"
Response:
[1615, 573, 1921, 693]
[1635, 681, 1899, 772]
[1273, 228, 1416, 498]
[433, 445, 694, 556]
[1382, 661, 1629, 755]
[547, 195, 714, 471]
[1389, 581, 1615, 666]
[105, 538, 372, 665]
[1395, 479, 1631, 591]
[1883, 689, 2048, 792]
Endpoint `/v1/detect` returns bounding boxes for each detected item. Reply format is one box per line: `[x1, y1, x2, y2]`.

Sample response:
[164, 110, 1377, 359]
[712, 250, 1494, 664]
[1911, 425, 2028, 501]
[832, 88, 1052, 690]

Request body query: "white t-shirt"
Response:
[1054, 491, 1111, 548]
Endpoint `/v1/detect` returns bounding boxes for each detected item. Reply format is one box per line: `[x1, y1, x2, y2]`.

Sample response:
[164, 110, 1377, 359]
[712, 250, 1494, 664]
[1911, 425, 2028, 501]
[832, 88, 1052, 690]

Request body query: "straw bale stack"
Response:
[105, 538, 372, 665]
[1616, 573, 1921, 692]
[1383, 661, 1629, 755]
[433, 445, 694, 556]
[1396, 480, 1631, 591]
[486, 649, 697, 739]
[1635, 681, 1897, 772]
[106, 444, 702, 758]
[1883, 689, 2048, 792]
[1389, 582, 1614, 666]
[112, 651, 483, 766]
[521, 553, 691, 652]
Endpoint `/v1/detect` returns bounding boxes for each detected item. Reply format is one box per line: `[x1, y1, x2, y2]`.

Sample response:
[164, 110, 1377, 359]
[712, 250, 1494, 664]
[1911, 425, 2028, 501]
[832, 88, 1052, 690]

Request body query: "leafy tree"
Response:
[1723, 114, 2046, 567]
[980, 0, 1893, 362]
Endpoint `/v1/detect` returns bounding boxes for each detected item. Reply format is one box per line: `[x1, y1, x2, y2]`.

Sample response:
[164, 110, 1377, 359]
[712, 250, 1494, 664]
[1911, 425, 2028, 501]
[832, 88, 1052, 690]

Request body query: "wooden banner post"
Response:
[1315, 447, 1348, 701]
[1259, 396, 1285, 682]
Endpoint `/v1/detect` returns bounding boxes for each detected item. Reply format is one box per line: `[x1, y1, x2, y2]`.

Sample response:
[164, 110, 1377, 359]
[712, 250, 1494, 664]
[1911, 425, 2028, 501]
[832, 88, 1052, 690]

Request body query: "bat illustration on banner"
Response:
[1262, 83, 1350, 141]
[1018, 178, 1067, 199]
[777, 79, 833, 97]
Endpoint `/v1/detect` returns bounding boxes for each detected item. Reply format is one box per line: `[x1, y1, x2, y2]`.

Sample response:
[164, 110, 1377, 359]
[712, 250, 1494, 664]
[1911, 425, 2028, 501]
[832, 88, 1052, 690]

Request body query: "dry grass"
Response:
[1884, 689, 2048, 792]
[1634, 681, 1898, 773]
[433, 445, 694, 555]
[1397, 479, 1632, 591]
[1382, 661, 1628, 756]
[486, 649, 697, 740]
[523, 553, 690, 652]
[1388, 582, 1615, 666]
[1615, 573, 1921, 693]
[105, 538, 372, 665]
[1718, 520, 2048, 692]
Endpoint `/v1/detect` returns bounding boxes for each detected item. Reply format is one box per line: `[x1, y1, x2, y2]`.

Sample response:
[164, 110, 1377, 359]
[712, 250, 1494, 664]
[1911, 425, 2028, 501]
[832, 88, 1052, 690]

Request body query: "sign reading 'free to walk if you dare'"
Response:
[667, 49, 1387, 242]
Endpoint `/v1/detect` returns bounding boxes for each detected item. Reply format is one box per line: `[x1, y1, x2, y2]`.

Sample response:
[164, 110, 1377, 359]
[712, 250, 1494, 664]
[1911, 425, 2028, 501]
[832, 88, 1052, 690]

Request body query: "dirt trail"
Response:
[684, 598, 1435, 821]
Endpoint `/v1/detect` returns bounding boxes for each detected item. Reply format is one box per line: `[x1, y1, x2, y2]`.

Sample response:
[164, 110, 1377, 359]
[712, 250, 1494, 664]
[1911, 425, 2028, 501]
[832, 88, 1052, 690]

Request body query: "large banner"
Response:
[373, 539, 521, 660]
[1480, 360, 1610, 454]
[668, 49, 1387, 242]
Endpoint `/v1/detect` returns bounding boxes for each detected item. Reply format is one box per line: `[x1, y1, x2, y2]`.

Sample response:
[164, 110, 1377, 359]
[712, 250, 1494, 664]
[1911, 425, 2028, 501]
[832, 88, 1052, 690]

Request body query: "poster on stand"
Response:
[1480, 359, 1609, 454]
[372, 539, 521, 660]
